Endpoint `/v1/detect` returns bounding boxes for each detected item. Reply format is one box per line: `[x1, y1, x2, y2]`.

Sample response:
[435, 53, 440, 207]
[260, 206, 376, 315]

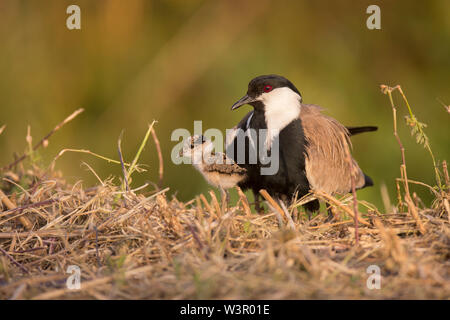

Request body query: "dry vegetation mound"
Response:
[0, 86, 448, 299]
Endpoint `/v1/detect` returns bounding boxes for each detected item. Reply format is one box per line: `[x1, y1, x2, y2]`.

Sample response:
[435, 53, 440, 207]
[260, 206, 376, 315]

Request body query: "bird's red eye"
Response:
[264, 85, 273, 93]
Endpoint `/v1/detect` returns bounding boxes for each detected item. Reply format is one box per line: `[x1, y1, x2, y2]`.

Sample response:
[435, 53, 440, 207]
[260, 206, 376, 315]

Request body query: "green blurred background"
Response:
[0, 0, 449, 210]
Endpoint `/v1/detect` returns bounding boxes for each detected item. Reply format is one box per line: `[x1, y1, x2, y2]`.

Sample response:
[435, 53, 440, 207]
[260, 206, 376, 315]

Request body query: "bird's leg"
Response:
[293, 205, 299, 223]
[253, 190, 264, 214]
[225, 189, 230, 207]
[304, 199, 320, 220]
[325, 205, 334, 223]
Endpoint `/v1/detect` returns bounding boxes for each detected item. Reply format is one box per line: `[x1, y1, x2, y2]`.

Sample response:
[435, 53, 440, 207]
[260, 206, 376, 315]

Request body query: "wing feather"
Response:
[301, 104, 367, 194]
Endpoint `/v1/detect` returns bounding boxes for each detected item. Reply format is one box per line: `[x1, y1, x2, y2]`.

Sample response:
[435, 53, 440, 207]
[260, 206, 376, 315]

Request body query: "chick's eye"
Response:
[264, 85, 273, 93]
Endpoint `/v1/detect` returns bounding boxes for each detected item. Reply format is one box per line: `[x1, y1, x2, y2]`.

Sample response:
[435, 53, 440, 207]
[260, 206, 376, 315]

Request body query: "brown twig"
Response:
[13, 247, 46, 254]
[341, 132, 359, 245]
[1, 108, 84, 171]
[0, 230, 83, 239]
[236, 186, 252, 217]
[279, 200, 296, 230]
[0, 246, 30, 274]
[0, 198, 60, 218]
[403, 195, 426, 234]
[209, 190, 222, 217]
[443, 161, 449, 191]
[259, 189, 288, 228]
[0, 190, 33, 230]
[94, 226, 101, 268]
[188, 224, 204, 250]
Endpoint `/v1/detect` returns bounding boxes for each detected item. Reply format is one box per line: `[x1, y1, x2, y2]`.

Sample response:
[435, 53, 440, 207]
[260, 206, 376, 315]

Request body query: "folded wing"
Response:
[300, 104, 370, 194]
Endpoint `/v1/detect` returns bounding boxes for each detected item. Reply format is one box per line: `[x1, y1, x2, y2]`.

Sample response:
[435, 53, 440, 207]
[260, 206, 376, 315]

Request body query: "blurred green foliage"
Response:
[0, 0, 449, 209]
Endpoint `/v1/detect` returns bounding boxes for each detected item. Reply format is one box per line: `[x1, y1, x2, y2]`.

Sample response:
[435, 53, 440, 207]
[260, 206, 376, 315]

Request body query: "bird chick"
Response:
[180, 135, 247, 205]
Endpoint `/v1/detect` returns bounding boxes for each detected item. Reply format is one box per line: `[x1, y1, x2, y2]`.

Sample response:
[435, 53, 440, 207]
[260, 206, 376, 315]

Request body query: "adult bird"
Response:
[226, 74, 376, 213]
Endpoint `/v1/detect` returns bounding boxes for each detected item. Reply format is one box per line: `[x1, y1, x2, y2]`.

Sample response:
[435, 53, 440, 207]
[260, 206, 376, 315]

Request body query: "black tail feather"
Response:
[347, 126, 378, 136]
[363, 174, 374, 188]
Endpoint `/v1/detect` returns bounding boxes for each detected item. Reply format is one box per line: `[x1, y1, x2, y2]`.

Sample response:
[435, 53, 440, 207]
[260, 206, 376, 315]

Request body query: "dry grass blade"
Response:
[0, 189, 33, 230]
[32, 265, 153, 300]
[0, 247, 29, 274]
[50, 148, 144, 173]
[236, 186, 252, 217]
[404, 195, 427, 234]
[150, 126, 164, 189]
[1, 108, 84, 172]
[341, 132, 360, 244]
[313, 190, 370, 226]
[259, 189, 287, 228]
[117, 131, 130, 192]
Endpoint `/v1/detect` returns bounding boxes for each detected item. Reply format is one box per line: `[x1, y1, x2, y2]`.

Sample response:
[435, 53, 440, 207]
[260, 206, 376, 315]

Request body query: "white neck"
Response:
[261, 87, 301, 147]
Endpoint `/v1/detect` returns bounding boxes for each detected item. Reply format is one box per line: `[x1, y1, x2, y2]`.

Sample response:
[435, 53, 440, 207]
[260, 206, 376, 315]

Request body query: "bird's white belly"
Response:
[203, 171, 244, 189]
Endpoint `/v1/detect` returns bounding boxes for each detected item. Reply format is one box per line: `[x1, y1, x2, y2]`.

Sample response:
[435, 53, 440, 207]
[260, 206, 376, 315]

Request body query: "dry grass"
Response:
[0, 87, 449, 300]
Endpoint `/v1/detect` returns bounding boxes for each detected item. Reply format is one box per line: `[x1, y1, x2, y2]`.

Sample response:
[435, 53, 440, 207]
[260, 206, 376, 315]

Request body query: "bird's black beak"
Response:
[231, 94, 255, 110]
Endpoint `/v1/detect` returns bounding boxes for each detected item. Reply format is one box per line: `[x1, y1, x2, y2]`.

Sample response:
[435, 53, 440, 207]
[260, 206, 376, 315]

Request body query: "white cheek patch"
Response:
[261, 87, 301, 148]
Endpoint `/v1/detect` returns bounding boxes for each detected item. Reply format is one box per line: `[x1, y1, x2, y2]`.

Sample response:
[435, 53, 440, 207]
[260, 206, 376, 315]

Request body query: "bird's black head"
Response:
[231, 74, 302, 110]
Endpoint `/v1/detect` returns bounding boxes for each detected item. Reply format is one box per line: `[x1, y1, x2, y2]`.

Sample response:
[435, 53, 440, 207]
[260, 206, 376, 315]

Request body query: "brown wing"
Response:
[203, 153, 247, 175]
[300, 104, 367, 194]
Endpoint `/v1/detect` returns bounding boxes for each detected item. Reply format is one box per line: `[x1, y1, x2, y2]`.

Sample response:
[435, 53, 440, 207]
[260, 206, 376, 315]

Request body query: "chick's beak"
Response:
[231, 94, 255, 110]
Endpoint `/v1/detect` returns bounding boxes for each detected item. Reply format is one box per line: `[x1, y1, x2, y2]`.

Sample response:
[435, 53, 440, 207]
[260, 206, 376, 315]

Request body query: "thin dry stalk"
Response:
[259, 189, 288, 227]
[1, 108, 84, 171]
[50, 148, 141, 172]
[0, 247, 30, 274]
[404, 196, 426, 234]
[199, 194, 213, 214]
[209, 190, 222, 217]
[0, 190, 33, 230]
[150, 126, 164, 189]
[32, 265, 153, 300]
[341, 132, 359, 245]
[443, 161, 449, 190]
[381, 85, 411, 199]
[117, 131, 130, 192]
[236, 186, 252, 217]
[313, 190, 370, 226]
[279, 201, 296, 230]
